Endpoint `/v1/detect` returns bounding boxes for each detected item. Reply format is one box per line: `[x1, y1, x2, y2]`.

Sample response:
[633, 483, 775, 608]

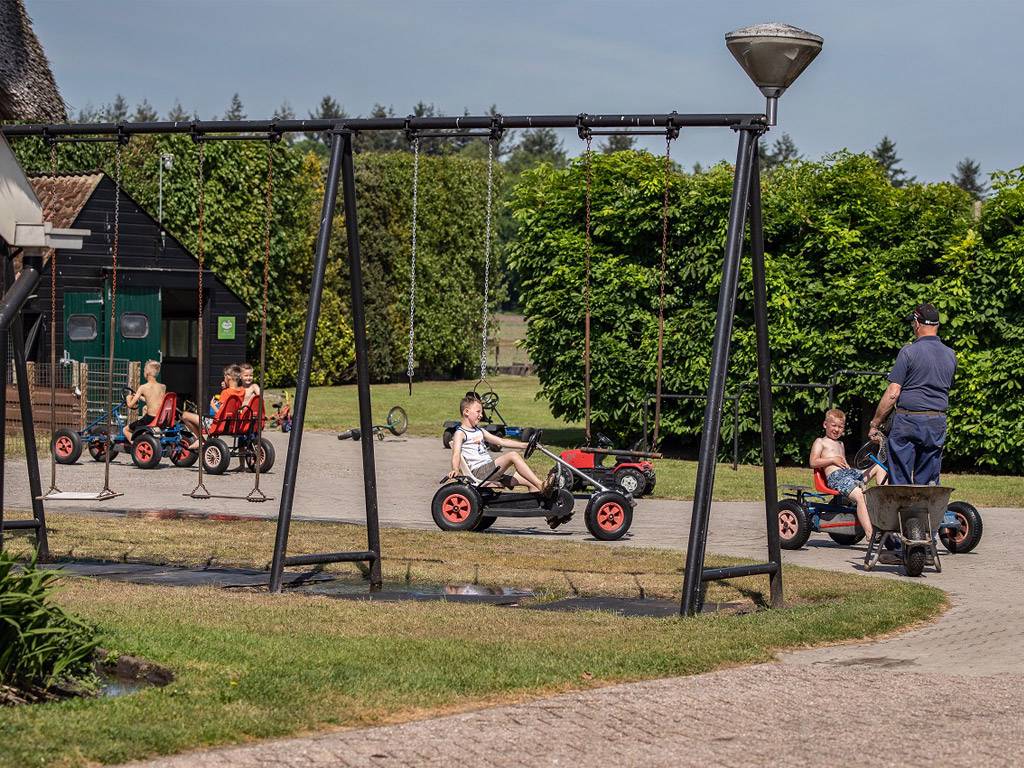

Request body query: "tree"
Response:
[505, 127, 567, 175]
[75, 103, 101, 123]
[601, 134, 636, 154]
[132, 99, 158, 123]
[102, 94, 129, 122]
[872, 136, 916, 187]
[166, 100, 190, 122]
[272, 100, 295, 122]
[355, 103, 402, 153]
[951, 157, 988, 200]
[759, 133, 800, 172]
[223, 93, 246, 121]
[303, 95, 347, 147]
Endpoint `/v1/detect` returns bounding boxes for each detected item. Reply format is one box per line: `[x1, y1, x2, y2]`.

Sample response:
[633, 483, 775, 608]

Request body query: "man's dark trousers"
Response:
[888, 412, 946, 485]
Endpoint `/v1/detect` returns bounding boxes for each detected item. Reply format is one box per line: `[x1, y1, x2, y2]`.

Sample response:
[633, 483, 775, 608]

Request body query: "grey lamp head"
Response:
[726, 23, 823, 126]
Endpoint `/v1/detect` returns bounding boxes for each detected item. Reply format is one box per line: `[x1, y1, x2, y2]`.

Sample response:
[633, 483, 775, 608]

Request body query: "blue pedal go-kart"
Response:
[51, 388, 133, 465]
[776, 439, 983, 555]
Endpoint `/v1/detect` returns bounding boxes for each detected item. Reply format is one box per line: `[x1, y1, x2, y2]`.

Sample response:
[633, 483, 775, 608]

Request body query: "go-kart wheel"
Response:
[520, 427, 536, 444]
[643, 471, 657, 495]
[131, 433, 162, 469]
[614, 467, 647, 496]
[828, 530, 865, 546]
[202, 437, 231, 475]
[386, 406, 408, 436]
[523, 428, 543, 460]
[904, 518, 927, 577]
[777, 499, 811, 550]
[940, 501, 983, 554]
[442, 428, 455, 449]
[244, 437, 276, 473]
[86, 428, 111, 461]
[473, 515, 498, 532]
[584, 491, 632, 541]
[431, 484, 483, 532]
[52, 428, 83, 464]
[170, 437, 199, 467]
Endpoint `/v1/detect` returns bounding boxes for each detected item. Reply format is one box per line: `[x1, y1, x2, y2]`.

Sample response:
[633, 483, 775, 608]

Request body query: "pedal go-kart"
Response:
[51, 386, 135, 465]
[126, 391, 199, 469]
[777, 439, 982, 555]
[553, 433, 659, 497]
[198, 394, 275, 475]
[337, 406, 408, 442]
[431, 429, 635, 540]
[441, 387, 534, 452]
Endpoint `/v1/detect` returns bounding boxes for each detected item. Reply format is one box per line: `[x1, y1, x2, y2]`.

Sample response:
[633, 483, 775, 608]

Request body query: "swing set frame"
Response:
[5, 109, 781, 615]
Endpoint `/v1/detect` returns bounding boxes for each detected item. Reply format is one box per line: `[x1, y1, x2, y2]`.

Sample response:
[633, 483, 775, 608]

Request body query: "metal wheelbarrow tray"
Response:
[863, 485, 953, 577]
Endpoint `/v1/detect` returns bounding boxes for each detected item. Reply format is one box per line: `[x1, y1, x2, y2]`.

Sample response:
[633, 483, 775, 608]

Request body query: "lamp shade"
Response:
[726, 23, 823, 99]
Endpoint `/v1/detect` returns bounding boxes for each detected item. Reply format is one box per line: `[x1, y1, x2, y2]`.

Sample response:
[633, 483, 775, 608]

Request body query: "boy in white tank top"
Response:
[448, 393, 553, 495]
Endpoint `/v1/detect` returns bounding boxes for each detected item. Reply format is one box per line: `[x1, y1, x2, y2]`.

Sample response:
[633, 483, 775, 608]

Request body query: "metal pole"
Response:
[732, 392, 741, 470]
[5, 255, 48, 559]
[681, 128, 757, 616]
[0, 249, 7, 551]
[269, 129, 345, 593]
[339, 131, 383, 590]
[748, 146, 783, 608]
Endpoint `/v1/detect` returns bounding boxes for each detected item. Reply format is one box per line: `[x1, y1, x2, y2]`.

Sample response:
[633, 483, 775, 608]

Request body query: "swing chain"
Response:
[479, 136, 494, 380]
[583, 132, 593, 445]
[100, 140, 123, 496]
[248, 141, 274, 502]
[652, 127, 676, 449]
[407, 137, 419, 391]
[190, 140, 210, 499]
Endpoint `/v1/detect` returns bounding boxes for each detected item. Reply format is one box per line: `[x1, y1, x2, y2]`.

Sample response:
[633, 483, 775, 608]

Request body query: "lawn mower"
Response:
[431, 429, 635, 540]
[337, 406, 408, 441]
[777, 437, 982, 555]
[552, 433, 659, 497]
[441, 387, 534, 452]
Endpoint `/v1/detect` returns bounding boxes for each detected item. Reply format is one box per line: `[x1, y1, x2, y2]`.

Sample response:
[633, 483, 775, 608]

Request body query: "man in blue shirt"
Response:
[868, 303, 957, 485]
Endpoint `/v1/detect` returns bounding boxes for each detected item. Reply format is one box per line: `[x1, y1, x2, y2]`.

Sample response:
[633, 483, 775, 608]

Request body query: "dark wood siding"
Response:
[27, 176, 248, 398]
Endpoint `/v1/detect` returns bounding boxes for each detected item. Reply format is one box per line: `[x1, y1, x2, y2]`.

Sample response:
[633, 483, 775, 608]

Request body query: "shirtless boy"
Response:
[124, 360, 167, 443]
[809, 408, 873, 539]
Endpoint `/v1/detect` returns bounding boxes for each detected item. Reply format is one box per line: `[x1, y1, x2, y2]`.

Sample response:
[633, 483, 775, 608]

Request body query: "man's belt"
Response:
[894, 408, 946, 416]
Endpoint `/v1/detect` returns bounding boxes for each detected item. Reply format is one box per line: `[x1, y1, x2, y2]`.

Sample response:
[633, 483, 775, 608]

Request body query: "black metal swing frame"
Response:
[3, 111, 782, 615]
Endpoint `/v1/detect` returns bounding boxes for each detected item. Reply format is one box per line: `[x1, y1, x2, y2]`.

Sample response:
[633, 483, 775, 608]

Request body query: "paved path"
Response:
[4, 432, 1023, 765]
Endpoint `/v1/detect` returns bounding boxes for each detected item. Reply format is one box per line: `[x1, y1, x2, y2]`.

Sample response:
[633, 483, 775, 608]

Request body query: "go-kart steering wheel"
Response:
[523, 428, 543, 459]
[478, 390, 499, 410]
[122, 385, 135, 401]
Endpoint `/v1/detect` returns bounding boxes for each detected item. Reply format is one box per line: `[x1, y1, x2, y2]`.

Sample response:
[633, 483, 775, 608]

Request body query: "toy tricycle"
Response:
[863, 484, 951, 577]
[338, 406, 408, 442]
[553, 434, 659, 497]
[431, 429, 635, 540]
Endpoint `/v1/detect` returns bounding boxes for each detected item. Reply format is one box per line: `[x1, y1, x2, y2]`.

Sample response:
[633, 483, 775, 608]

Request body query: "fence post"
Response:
[80, 363, 89, 427]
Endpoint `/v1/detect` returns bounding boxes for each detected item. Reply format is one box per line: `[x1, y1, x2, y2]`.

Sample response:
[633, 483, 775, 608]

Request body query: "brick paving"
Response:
[4, 433, 1023, 766]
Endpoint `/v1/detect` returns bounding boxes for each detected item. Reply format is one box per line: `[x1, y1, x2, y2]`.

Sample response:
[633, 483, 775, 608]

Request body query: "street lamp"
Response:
[726, 22, 823, 126]
[158, 152, 173, 251]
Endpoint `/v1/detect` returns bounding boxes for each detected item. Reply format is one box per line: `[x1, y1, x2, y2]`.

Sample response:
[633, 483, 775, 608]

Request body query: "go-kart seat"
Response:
[153, 392, 179, 429]
[813, 467, 839, 496]
[460, 455, 514, 488]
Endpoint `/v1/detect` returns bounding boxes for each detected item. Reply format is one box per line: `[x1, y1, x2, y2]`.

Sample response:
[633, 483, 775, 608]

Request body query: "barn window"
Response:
[66, 314, 98, 341]
[120, 312, 150, 339]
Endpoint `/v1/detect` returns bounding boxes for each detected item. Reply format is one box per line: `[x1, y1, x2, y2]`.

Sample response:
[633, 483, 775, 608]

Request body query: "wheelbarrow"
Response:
[863, 485, 953, 577]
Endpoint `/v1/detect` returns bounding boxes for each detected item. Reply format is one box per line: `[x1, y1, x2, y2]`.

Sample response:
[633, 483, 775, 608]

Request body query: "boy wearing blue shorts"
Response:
[809, 408, 875, 539]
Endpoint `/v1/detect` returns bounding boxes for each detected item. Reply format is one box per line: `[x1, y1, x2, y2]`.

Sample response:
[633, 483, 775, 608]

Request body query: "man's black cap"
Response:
[905, 303, 940, 326]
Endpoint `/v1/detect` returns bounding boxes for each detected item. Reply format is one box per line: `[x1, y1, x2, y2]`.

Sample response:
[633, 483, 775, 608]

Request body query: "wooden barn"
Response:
[24, 172, 249, 402]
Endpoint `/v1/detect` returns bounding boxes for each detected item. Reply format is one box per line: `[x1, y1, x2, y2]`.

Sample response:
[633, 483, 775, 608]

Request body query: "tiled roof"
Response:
[26, 172, 102, 267]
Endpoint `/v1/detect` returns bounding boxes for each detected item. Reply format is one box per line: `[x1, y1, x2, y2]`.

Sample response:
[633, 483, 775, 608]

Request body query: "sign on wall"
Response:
[217, 316, 236, 340]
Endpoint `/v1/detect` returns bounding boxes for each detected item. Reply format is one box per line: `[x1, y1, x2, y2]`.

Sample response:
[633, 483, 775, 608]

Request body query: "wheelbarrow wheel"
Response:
[940, 501, 983, 554]
[904, 518, 927, 577]
[777, 499, 811, 550]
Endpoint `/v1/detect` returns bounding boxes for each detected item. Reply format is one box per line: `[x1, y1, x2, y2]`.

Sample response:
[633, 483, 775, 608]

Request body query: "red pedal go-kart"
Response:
[431, 430, 635, 540]
[552, 434, 658, 497]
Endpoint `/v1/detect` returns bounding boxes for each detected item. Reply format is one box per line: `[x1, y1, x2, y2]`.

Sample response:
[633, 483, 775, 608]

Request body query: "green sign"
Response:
[217, 316, 236, 340]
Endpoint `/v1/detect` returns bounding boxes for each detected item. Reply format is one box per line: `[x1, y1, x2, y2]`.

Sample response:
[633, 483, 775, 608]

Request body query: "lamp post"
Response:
[158, 152, 173, 250]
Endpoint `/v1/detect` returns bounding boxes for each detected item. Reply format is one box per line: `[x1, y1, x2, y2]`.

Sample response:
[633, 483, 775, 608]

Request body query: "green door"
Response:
[63, 290, 105, 362]
[112, 286, 162, 366]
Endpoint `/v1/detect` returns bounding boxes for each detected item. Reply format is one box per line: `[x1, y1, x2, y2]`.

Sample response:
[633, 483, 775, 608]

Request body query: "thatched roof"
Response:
[0, 0, 66, 122]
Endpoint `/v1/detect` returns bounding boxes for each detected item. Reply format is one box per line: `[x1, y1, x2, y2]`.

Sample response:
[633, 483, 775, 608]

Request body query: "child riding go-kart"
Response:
[432, 429, 635, 540]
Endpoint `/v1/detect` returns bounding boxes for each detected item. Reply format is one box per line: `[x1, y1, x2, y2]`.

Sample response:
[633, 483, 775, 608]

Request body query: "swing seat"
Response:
[38, 489, 123, 501]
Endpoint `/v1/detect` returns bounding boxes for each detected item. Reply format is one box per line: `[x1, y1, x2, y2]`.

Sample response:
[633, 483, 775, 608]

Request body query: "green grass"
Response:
[0, 514, 945, 768]
[285, 375, 1024, 507]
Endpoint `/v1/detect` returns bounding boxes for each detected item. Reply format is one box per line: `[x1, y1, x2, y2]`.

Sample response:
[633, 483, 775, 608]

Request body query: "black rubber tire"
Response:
[169, 438, 199, 467]
[87, 428, 111, 461]
[904, 518, 927, 577]
[614, 467, 647, 497]
[130, 433, 162, 469]
[202, 437, 231, 475]
[52, 428, 83, 464]
[442, 428, 455, 449]
[520, 427, 536, 444]
[244, 438, 276, 473]
[387, 406, 408, 436]
[584, 490, 633, 541]
[828, 530, 866, 546]
[777, 499, 812, 550]
[431, 484, 483, 532]
[939, 501, 983, 554]
[644, 473, 656, 495]
[553, 464, 576, 492]
[473, 515, 498, 532]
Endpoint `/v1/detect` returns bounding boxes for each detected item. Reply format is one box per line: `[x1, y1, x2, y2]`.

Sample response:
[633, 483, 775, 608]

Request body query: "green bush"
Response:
[0, 551, 98, 691]
[509, 150, 1024, 472]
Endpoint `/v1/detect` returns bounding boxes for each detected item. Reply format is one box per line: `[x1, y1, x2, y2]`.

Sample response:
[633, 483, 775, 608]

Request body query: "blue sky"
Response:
[26, 0, 1021, 182]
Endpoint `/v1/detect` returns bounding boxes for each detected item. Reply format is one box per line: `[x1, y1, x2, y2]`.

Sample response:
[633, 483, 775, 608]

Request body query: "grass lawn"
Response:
[0, 514, 945, 768]
[288, 375, 1024, 507]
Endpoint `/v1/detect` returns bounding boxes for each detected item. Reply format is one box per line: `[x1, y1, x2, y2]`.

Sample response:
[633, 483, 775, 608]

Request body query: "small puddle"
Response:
[98, 673, 150, 698]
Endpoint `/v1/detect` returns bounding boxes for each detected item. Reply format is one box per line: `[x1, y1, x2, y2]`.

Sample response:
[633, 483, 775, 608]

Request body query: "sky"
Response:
[25, 0, 1023, 183]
